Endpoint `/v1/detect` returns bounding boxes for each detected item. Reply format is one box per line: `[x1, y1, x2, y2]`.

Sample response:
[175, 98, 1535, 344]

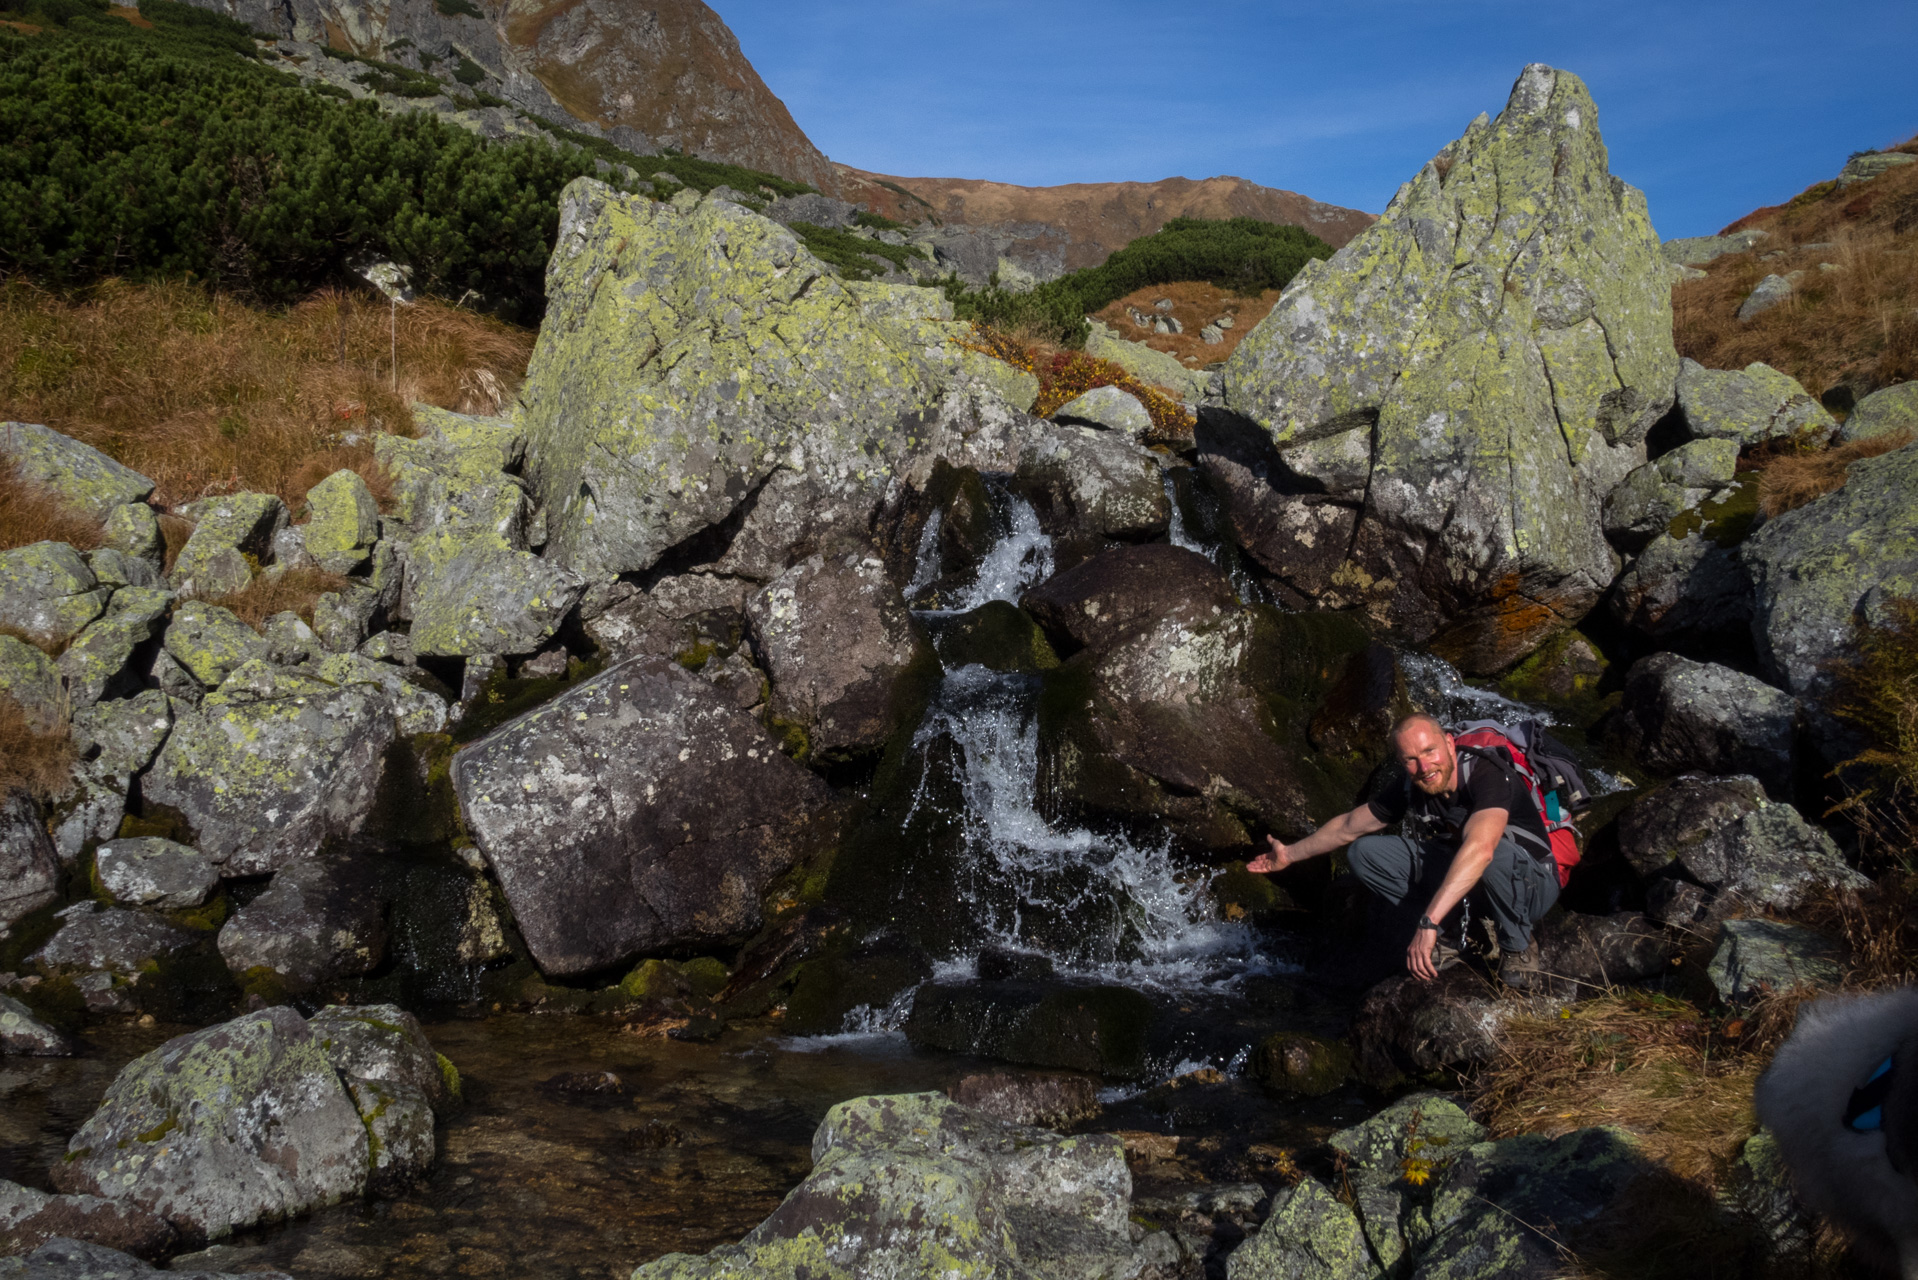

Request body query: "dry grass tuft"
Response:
[1088, 281, 1282, 369]
[966, 324, 1197, 440]
[0, 462, 104, 554]
[0, 277, 534, 511]
[201, 566, 353, 631]
[1756, 430, 1913, 517]
[0, 694, 74, 801]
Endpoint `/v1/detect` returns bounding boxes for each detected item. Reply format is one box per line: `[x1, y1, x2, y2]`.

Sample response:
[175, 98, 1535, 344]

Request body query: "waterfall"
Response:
[942, 494, 1054, 611]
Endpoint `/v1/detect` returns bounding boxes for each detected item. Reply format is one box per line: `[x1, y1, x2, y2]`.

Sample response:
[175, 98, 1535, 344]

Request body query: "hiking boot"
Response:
[1498, 941, 1545, 992]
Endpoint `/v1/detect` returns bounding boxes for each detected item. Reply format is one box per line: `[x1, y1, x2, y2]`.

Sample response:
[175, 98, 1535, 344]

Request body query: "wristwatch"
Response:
[1416, 915, 1440, 932]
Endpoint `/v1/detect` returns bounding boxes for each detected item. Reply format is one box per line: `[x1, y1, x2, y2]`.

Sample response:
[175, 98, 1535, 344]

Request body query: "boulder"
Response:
[849, 280, 1041, 412]
[1085, 317, 1209, 401]
[1613, 653, 1796, 797]
[0, 422, 154, 518]
[260, 611, 318, 666]
[922, 601, 1058, 675]
[1053, 385, 1154, 436]
[0, 993, 72, 1056]
[1600, 438, 1739, 553]
[0, 1179, 176, 1259]
[1215, 67, 1672, 671]
[162, 601, 268, 691]
[1226, 1176, 1380, 1280]
[102, 502, 165, 573]
[1351, 968, 1517, 1088]
[518, 181, 945, 583]
[216, 857, 385, 992]
[1607, 529, 1752, 644]
[1012, 421, 1170, 551]
[1615, 774, 1863, 909]
[0, 1236, 292, 1277]
[311, 652, 449, 736]
[585, 575, 752, 664]
[142, 662, 396, 876]
[86, 546, 159, 590]
[68, 690, 172, 776]
[1837, 381, 1918, 444]
[947, 1071, 1100, 1129]
[1252, 1031, 1355, 1097]
[1743, 440, 1918, 726]
[904, 981, 1154, 1077]
[451, 656, 837, 976]
[50, 1007, 372, 1240]
[0, 635, 62, 732]
[306, 1004, 446, 1192]
[1836, 150, 1918, 188]
[168, 493, 287, 598]
[0, 791, 59, 927]
[744, 553, 934, 760]
[1737, 273, 1796, 322]
[407, 544, 585, 659]
[59, 586, 170, 709]
[1326, 1095, 1490, 1274]
[1536, 911, 1679, 989]
[1673, 358, 1835, 447]
[45, 760, 126, 866]
[298, 469, 380, 573]
[32, 904, 196, 973]
[1707, 919, 1843, 1002]
[0, 542, 109, 646]
[1020, 544, 1236, 655]
[95, 838, 217, 909]
[630, 1093, 1152, 1280]
[1662, 229, 1766, 266]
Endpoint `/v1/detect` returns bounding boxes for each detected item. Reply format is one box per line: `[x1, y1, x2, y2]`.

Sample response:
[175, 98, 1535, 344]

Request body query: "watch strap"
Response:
[1416, 915, 1440, 932]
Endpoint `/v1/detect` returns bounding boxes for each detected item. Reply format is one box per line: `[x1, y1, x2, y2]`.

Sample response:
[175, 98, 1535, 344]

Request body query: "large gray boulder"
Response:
[1837, 381, 1918, 444]
[1012, 422, 1170, 553]
[31, 905, 197, 974]
[161, 601, 268, 691]
[1672, 358, 1834, 447]
[1708, 919, 1843, 1002]
[142, 662, 396, 876]
[0, 543, 109, 647]
[95, 838, 217, 910]
[68, 689, 173, 776]
[0, 422, 154, 518]
[168, 493, 286, 598]
[1607, 527, 1751, 644]
[451, 656, 838, 976]
[1226, 1176, 1380, 1280]
[51, 1008, 372, 1240]
[408, 543, 585, 659]
[216, 858, 386, 992]
[1053, 385, 1153, 436]
[0, 634, 63, 732]
[1613, 653, 1796, 796]
[59, 586, 170, 710]
[631, 1093, 1160, 1280]
[305, 1004, 446, 1192]
[0, 792, 59, 928]
[1215, 66, 1674, 672]
[1599, 437, 1739, 552]
[745, 553, 933, 760]
[1021, 544, 1236, 655]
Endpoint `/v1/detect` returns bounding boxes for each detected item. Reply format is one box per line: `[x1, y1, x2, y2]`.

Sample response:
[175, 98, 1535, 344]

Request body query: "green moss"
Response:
[238, 964, 290, 1005]
[679, 957, 729, 1000]
[135, 1113, 179, 1143]
[436, 1052, 463, 1103]
[1666, 476, 1759, 547]
[115, 803, 196, 845]
[166, 894, 229, 932]
[673, 641, 716, 671]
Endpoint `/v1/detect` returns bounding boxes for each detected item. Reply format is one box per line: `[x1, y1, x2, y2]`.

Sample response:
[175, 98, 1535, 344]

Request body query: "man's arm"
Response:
[1405, 806, 1508, 980]
[1246, 804, 1389, 874]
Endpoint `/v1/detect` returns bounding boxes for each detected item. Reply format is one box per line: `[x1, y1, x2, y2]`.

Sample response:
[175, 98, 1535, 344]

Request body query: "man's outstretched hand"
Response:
[1245, 835, 1292, 875]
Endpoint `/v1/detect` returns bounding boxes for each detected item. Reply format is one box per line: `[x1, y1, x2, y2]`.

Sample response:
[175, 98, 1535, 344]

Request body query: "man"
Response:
[1246, 713, 1558, 987]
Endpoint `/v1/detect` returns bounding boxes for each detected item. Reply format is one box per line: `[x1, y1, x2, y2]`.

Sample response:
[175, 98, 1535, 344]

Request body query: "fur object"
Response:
[1755, 985, 1918, 1277]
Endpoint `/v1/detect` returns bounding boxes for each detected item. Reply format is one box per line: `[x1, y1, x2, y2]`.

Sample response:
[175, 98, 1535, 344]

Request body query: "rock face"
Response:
[0, 791, 59, 927]
[51, 1007, 372, 1240]
[452, 656, 837, 976]
[1215, 66, 1674, 672]
[217, 858, 387, 992]
[1613, 653, 1796, 797]
[631, 1093, 1156, 1280]
[1021, 544, 1236, 656]
[95, 838, 218, 910]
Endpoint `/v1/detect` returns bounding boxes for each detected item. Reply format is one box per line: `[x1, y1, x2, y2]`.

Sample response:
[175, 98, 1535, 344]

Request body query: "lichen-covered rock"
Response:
[102, 502, 165, 573]
[584, 573, 752, 663]
[0, 1178, 175, 1258]
[306, 1003, 451, 1111]
[46, 759, 126, 866]
[1662, 228, 1766, 266]
[519, 181, 946, 583]
[1327, 1095, 1488, 1273]
[95, 838, 217, 909]
[1217, 66, 1672, 671]
[451, 655, 837, 976]
[1837, 380, 1918, 444]
[310, 585, 381, 655]
[1053, 385, 1154, 436]
[32, 904, 196, 973]
[1614, 773, 1863, 909]
[0, 634, 62, 732]
[0, 791, 58, 927]
[631, 1093, 1149, 1280]
[1736, 273, 1796, 322]
[1226, 1176, 1381, 1280]
[1085, 318, 1209, 401]
[745, 553, 933, 760]
[50, 1007, 371, 1240]
[69, 690, 172, 776]
[0, 542, 109, 646]
[0, 422, 154, 519]
[0, 993, 72, 1056]
[1601, 461, 1713, 551]
[86, 547, 159, 589]
[298, 469, 380, 573]
[216, 857, 385, 992]
[142, 662, 396, 876]
[408, 544, 585, 658]
[1708, 919, 1843, 1002]
[1615, 773, 1766, 879]
[312, 652, 448, 736]
[59, 587, 170, 709]
[850, 280, 1041, 412]
[1013, 422, 1169, 551]
[1673, 358, 1835, 446]
[168, 493, 286, 597]
[1613, 653, 1796, 797]
[374, 412, 533, 607]
[1021, 544, 1235, 655]
[162, 601, 268, 691]
[260, 611, 318, 666]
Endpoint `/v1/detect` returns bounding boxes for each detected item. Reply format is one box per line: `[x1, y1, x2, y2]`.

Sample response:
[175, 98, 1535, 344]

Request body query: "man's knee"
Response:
[1348, 833, 1416, 902]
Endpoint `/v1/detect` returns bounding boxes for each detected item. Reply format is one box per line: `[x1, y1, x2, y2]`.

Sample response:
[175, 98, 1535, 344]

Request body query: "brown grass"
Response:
[0, 695, 74, 801]
[0, 462, 104, 554]
[0, 277, 535, 511]
[964, 325, 1197, 440]
[1089, 281, 1281, 369]
[201, 566, 353, 631]
[1756, 430, 1914, 516]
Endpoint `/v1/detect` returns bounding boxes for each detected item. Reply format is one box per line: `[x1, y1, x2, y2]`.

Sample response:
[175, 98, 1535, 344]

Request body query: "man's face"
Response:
[1395, 722, 1457, 796]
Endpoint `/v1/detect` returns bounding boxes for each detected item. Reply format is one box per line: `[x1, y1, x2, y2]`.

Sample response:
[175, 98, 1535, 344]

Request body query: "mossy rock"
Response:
[1667, 475, 1759, 548]
[927, 601, 1058, 674]
[1253, 1031, 1354, 1097]
[1210, 862, 1300, 926]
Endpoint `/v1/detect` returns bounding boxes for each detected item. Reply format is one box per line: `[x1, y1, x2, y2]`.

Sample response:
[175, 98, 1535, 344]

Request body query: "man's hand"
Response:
[1246, 835, 1292, 875]
[1406, 925, 1440, 982]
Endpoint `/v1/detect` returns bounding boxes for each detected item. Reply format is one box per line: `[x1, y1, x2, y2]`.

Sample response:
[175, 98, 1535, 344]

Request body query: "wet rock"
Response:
[1837, 380, 1918, 444]
[3, 1236, 294, 1276]
[1218, 67, 1672, 671]
[922, 601, 1059, 676]
[451, 655, 837, 976]
[1615, 774, 1863, 909]
[298, 469, 380, 574]
[0, 1179, 175, 1259]
[1351, 969, 1516, 1088]
[1252, 1031, 1354, 1096]
[1613, 653, 1796, 797]
[216, 855, 384, 993]
[1053, 385, 1153, 436]
[1226, 1176, 1379, 1280]
[95, 838, 217, 909]
[0, 422, 154, 519]
[1536, 911, 1679, 989]
[745, 553, 934, 760]
[1673, 358, 1835, 447]
[519, 182, 945, 583]
[1708, 919, 1843, 1002]
[1013, 421, 1170, 551]
[408, 544, 585, 659]
[904, 980, 1154, 1077]
[1608, 529, 1752, 645]
[0, 792, 60, 927]
[69, 692, 171, 780]
[32, 905, 196, 973]
[948, 1071, 1100, 1129]
[168, 493, 287, 598]
[1021, 544, 1235, 656]
[0, 542, 109, 647]
[51, 1007, 371, 1240]
[162, 601, 269, 691]
[142, 662, 396, 876]
[0, 993, 72, 1056]
[0, 635, 62, 732]
[59, 586, 170, 709]
[630, 1093, 1149, 1280]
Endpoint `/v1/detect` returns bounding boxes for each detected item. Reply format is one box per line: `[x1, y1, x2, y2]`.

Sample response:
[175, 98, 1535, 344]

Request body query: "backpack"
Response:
[1450, 718, 1592, 888]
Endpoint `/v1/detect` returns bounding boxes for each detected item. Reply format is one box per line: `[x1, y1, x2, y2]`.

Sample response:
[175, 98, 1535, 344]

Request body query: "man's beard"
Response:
[1412, 758, 1454, 795]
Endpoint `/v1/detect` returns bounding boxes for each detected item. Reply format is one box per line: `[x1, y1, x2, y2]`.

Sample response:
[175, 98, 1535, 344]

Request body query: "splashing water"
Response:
[905, 509, 944, 600]
[1398, 651, 1552, 727]
[943, 494, 1054, 612]
[1166, 472, 1205, 555]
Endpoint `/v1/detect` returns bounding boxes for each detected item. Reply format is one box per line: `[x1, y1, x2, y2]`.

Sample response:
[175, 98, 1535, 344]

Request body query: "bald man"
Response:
[1247, 713, 1559, 988]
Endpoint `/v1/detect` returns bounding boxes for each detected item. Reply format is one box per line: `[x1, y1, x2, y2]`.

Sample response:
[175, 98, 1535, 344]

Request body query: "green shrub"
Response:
[432, 0, 482, 16]
[0, 0, 105, 26]
[451, 52, 483, 86]
[788, 221, 923, 282]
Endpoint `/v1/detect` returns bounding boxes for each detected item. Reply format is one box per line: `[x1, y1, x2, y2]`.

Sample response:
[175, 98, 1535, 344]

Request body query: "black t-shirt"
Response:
[1366, 746, 1552, 851]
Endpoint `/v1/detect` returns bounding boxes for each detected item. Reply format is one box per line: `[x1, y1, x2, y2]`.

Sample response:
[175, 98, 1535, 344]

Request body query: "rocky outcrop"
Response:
[1671, 359, 1834, 447]
[0, 543, 109, 647]
[94, 838, 217, 910]
[0, 422, 154, 519]
[1613, 653, 1797, 796]
[1214, 66, 1675, 671]
[631, 1093, 1164, 1280]
[1021, 544, 1236, 655]
[451, 656, 837, 976]
[217, 857, 387, 993]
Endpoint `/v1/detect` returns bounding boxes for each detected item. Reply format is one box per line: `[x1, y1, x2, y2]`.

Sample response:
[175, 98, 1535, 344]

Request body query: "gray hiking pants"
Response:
[1348, 831, 1559, 953]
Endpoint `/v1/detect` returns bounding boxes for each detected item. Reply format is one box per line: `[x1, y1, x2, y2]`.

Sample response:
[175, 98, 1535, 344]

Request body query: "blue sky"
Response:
[715, 1, 1918, 239]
